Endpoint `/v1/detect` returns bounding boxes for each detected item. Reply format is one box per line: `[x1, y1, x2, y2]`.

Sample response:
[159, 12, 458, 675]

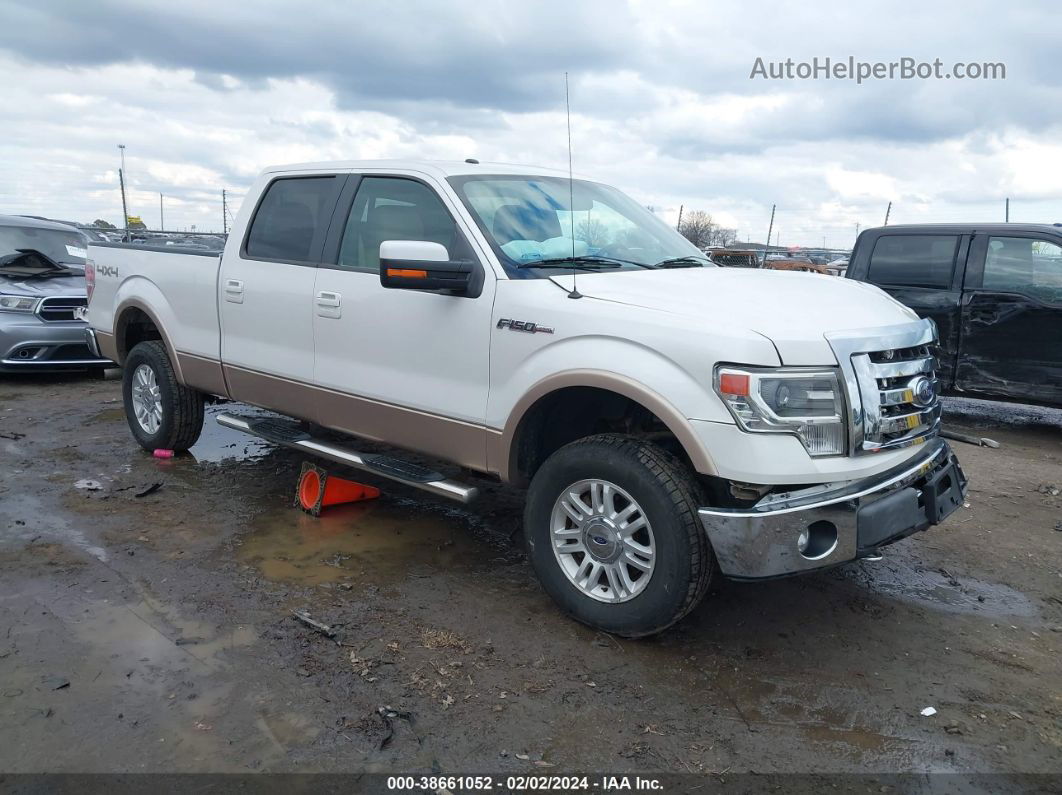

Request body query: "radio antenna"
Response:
[564, 72, 581, 299]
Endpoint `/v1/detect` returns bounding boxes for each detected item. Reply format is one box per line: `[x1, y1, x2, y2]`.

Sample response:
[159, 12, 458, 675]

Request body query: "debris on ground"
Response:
[421, 629, 471, 653]
[292, 610, 336, 638]
[1036, 484, 1060, 497]
[134, 483, 164, 498]
[43, 676, 70, 690]
[153, 449, 175, 459]
[920, 706, 937, 717]
[74, 479, 102, 491]
[940, 429, 1001, 448]
[375, 706, 416, 750]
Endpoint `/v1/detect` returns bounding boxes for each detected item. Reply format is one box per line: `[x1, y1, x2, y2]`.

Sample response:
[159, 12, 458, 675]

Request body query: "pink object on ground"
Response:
[153, 449, 175, 459]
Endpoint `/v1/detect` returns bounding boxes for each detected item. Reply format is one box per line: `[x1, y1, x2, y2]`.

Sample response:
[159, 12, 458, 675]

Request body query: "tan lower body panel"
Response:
[176, 352, 228, 397]
[95, 330, 118, 363]
[223, 364, 493, 473]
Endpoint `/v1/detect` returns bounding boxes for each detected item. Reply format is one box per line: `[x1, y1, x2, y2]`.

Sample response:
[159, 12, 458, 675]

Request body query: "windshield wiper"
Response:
[518, 256, 626, 270]
[652, 256, 710, 268]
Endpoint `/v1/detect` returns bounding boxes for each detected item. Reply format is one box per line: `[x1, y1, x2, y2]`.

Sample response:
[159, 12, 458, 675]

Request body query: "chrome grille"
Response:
[36, 296, 87, 322]
[826, 319, 942, 455]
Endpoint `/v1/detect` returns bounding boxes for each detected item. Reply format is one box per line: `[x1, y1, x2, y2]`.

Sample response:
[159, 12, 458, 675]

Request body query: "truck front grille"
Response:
[853, 343, 941, 452]
[36, 296, 87, 322]
[826, 319, 942, 456]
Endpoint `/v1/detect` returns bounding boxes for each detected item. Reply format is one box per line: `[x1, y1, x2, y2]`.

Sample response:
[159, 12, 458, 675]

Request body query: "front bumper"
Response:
[699, 438, 967, 579]
[0, 316, 112, 371]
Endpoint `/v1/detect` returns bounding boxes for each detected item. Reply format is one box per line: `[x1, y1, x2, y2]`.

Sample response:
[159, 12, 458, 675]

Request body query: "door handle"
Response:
[224, 279, 244, 304]
[315, 290, 342, 318]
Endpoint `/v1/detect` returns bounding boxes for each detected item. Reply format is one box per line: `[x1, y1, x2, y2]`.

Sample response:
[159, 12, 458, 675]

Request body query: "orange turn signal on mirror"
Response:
[719, 372, 750, 396]
[387, 268, 428, 279]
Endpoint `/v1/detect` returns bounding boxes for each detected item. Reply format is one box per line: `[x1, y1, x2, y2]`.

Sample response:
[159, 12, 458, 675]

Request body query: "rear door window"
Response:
[244, 176, 341, 263]
[867, 234, 958, 289]
[984, 236, 1062, 304]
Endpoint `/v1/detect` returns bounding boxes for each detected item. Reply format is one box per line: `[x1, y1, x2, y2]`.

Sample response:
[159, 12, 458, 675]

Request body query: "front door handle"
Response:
[315, 290, 342, 318]
[224, 278, 244, 304]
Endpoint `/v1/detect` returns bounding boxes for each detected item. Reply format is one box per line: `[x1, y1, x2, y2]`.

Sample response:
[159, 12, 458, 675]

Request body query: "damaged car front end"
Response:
[0, 215, 112, 372]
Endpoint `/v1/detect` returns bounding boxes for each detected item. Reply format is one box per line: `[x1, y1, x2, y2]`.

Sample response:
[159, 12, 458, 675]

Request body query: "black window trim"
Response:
[866, 232, 961, 291]
[240, 173, 348, 267]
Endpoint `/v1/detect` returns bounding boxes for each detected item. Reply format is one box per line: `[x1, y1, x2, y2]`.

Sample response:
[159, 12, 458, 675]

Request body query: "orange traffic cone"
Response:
[296, 461, 380, 516]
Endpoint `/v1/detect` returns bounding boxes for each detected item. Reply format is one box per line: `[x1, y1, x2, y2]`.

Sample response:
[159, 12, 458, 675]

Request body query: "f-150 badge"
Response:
[497, 318, 554, 334]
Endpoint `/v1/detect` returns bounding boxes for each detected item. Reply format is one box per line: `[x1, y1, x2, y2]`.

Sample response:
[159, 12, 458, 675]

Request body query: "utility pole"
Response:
[676, 204, 683, 232]
[119, 168, 129, 242]
[117, 144, 129, 241]
[160, 193, 164, 231]
[222, 189, 228, 235]
[1005, 197, 1009, 222]
[884, 201, 892, 226]
[764, 204, 775, 262]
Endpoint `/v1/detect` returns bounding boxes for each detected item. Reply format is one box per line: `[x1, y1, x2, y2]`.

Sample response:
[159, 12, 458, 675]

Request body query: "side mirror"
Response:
[379, 240, 474, 295]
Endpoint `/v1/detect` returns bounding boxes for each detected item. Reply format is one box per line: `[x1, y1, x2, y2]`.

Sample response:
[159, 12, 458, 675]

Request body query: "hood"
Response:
[576, 267, 919, 365]
[0, 268, 87, 298]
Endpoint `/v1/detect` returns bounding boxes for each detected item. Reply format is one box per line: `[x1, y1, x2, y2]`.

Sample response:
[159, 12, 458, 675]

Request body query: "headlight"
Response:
[715, 366, 847, 456]
[0, 294, 40, 313]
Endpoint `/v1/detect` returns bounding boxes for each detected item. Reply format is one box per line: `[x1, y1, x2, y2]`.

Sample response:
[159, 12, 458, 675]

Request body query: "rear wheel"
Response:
[122, 340, 204, 451]
[524, 434, 713, 637]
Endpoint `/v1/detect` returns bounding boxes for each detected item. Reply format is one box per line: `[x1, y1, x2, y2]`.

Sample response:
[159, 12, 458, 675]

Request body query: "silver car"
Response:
[0, 215, 112, 372]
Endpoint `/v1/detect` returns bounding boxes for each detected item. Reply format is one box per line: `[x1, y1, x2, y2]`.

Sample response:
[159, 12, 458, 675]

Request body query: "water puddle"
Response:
[238, 497, 508, 587]
[844, 560, 1037, 618]
[1, 493, 109, 562]
[188, 405, 275, 464]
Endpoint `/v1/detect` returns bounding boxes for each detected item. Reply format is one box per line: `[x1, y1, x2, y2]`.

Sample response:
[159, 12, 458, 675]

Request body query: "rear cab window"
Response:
[867, 234, 959, 289]
[983, 236, 1062, 304]
[243, 176, 342, 263]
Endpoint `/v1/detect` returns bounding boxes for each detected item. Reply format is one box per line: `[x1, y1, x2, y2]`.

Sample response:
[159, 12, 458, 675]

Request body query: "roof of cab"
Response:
[259, 159, 586, 180]
[0, 214, 84, 233]
[863, 222, 1062, 235]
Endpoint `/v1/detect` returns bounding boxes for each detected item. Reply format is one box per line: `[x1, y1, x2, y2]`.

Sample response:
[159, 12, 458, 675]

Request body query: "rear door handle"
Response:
[224, 279, 244, 304]
[315, 290, 342, 318]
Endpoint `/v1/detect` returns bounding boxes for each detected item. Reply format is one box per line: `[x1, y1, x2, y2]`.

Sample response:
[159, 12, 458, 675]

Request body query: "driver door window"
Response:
[337, 177, 468, 271]
[984, 237, 1062, 304]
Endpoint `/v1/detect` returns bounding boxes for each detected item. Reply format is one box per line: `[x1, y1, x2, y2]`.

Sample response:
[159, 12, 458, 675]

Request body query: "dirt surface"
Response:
[1, 376, 1060, 779]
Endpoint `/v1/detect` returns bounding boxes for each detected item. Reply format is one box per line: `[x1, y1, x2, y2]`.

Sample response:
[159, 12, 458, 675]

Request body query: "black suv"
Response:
[846, 224, 1062, 408]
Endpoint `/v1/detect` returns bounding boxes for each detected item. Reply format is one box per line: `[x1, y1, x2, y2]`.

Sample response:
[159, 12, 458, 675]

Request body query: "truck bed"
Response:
[86, 242, 223, 363]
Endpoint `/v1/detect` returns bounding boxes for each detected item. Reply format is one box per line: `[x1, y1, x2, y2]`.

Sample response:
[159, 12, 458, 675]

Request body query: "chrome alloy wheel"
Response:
[549, 479, 656, 603]
[131, 363, 163, 435]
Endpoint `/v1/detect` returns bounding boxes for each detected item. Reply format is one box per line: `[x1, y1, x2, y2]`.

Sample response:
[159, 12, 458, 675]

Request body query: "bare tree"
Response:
[677, 210, 716, 248]
[576, 217, 609, 247]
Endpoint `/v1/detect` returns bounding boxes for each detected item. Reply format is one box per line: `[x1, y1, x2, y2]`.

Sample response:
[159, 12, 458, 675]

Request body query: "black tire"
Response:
[524, 434, 713, 638]
[122, 340, 205, 452]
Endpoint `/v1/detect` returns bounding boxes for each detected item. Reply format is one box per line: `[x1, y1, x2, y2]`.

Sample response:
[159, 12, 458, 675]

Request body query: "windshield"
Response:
[448, 175, 713, 275]
[0, 224, 88, 265]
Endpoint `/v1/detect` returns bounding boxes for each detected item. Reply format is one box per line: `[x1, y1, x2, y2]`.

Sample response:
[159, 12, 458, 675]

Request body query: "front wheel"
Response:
[524, 434, 713, 638]
[122, 340, 205, 452]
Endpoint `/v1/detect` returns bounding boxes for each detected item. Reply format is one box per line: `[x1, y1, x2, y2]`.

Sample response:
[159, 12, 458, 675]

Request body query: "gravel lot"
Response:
[1, 376, 1059, 783]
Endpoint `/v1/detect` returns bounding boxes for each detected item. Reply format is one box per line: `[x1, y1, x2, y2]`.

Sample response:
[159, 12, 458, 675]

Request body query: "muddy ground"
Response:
[0, 375, 1059, 781]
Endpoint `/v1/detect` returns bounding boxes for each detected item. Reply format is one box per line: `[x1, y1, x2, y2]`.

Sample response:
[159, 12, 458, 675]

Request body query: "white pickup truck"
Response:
[84, 160, 967, 636]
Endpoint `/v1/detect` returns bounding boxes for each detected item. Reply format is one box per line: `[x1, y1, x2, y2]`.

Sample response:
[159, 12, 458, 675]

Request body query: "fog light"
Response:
[796, 529, 809, 553]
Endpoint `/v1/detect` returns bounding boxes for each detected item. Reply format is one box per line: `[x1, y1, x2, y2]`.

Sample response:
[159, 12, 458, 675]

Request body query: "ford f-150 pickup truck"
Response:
[84, 160, 968, 637]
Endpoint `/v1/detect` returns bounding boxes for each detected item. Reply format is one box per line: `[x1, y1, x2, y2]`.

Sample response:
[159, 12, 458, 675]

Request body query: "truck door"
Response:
[861, 232, 965, 387]
[219, 173, 345, 417]
[310, 174, 494, 470]
[957, 233, 1062, 405]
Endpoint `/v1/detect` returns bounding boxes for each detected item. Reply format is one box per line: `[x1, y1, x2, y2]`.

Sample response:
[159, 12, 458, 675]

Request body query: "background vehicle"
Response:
[846, 224, 1062, 408]
[0, 215, 112, 372]
[85, 161, 967, 637]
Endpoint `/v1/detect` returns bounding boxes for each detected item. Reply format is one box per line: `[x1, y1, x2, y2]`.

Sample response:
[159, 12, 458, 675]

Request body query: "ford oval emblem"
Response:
[910, 376, 936, 407]
[591, 535, 609, 546]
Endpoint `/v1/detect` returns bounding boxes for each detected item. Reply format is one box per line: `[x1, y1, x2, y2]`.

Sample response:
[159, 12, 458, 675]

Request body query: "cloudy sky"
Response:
[1, 0, 1060, 247]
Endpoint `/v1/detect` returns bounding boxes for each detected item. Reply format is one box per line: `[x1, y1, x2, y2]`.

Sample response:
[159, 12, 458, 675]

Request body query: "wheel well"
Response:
[510, 386, 694, 486]
[116, 307, 163, 362]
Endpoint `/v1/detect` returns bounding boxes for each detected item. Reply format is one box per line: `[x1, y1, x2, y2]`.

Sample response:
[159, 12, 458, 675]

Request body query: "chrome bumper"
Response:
[699, 438, 967, 579]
